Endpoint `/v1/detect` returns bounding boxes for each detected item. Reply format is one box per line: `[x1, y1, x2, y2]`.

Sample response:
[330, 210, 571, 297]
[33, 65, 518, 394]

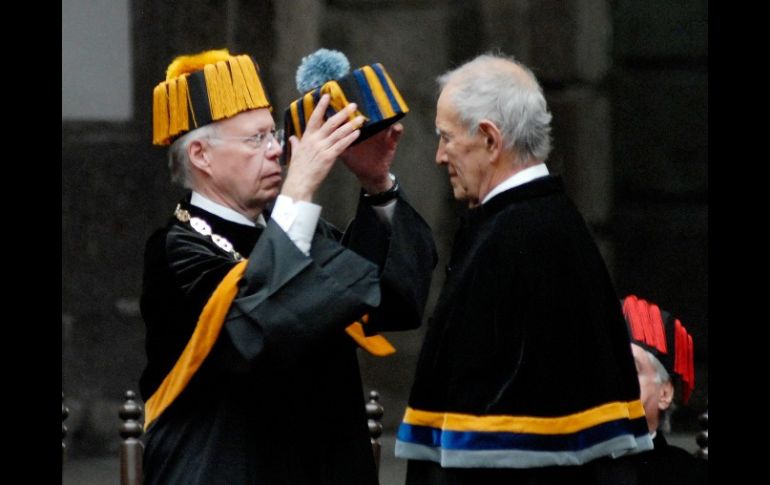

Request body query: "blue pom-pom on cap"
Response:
[295, 49, 351, 94]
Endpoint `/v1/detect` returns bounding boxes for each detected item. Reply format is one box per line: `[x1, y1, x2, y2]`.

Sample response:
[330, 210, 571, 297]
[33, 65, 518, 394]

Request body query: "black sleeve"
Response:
[343, 190, 438, 332]
[219, 220, 381, 365]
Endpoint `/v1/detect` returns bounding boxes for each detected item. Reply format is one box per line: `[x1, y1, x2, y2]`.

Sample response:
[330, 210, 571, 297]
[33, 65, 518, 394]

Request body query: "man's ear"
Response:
[658, 380, 674, 411]
[478, 120, 502, 160]
[188, 139, 212, 175]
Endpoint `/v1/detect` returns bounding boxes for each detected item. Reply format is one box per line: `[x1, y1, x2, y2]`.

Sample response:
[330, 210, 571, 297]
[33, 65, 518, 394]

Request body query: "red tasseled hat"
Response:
[622, 295, 696, 404]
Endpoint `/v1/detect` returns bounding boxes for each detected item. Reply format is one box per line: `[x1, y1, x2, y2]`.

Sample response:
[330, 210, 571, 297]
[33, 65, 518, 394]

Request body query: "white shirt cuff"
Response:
[270, 195, 321, 255]
[370, 199, 396, 225]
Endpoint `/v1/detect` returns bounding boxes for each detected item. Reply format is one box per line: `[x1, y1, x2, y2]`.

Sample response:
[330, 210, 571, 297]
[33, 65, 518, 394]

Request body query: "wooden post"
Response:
[366, 390, 384, 476]
[119, 390, 144, 485]
[62, 392, 69, 469]
[695, 405, 708, 461]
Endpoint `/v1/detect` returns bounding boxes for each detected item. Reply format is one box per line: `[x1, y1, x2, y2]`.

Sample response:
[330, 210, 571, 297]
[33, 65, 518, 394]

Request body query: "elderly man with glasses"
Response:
[139, 49, 436, 485]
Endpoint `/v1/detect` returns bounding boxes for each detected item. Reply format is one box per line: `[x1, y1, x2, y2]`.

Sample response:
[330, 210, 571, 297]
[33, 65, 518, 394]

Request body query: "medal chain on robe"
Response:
[174, 204, 245, 261]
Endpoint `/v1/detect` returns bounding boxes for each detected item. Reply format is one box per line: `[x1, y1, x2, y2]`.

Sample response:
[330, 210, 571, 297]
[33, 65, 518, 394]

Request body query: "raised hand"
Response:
[340, 123, 404, 195]
[281, 94, 364, 202]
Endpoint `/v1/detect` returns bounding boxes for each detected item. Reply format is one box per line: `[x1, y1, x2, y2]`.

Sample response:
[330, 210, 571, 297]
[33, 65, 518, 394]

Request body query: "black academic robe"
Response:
[139, 191, 436, 485]
[631, 433, 708, 485]
[397, 175, 649, 483]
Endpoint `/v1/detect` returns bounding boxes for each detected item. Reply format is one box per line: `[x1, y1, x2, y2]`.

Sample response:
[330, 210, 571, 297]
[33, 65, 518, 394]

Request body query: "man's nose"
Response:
[265, 138, 283, 161]
[435, 146, 447, 166]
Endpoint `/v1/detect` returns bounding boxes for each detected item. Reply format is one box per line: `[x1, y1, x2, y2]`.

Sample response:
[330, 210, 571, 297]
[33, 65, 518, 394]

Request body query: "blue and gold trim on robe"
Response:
[395, 401, 653, 468]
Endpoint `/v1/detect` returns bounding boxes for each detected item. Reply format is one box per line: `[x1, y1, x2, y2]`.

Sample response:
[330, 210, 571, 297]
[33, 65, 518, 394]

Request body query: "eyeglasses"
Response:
[209, 129, 284, 151]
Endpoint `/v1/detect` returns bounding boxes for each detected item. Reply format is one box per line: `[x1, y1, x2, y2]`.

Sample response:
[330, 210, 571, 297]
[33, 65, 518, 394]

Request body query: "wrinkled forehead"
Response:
[436, 87, 462, 125]
[630, 343, 648, 361]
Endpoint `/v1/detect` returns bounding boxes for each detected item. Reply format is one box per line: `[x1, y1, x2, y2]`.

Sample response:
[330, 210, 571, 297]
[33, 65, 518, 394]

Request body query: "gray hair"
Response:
[645, 348, 674, 432]
[645, 349, 671, 385]
[167, 124, 217, 189]
[437, 53, 552, 163]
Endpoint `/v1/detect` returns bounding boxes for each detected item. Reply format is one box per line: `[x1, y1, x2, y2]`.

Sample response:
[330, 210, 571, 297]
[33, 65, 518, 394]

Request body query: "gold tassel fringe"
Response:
[153, 50, 271, 145]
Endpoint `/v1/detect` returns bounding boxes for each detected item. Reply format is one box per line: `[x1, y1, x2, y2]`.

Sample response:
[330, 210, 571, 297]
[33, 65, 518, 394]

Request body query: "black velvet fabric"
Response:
[140, 192, 436, 484]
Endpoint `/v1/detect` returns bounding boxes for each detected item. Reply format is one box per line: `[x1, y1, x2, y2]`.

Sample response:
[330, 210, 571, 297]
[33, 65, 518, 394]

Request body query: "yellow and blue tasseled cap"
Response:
[283, 49, 409, 150]
[152, 49, 271, 146]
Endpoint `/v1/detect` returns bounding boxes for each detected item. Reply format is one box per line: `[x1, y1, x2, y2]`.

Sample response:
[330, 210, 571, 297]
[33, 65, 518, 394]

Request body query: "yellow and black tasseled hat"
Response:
[622, 295, 696, 404]
[152, 49, 271, 146]
[283, 49, 409, 152]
